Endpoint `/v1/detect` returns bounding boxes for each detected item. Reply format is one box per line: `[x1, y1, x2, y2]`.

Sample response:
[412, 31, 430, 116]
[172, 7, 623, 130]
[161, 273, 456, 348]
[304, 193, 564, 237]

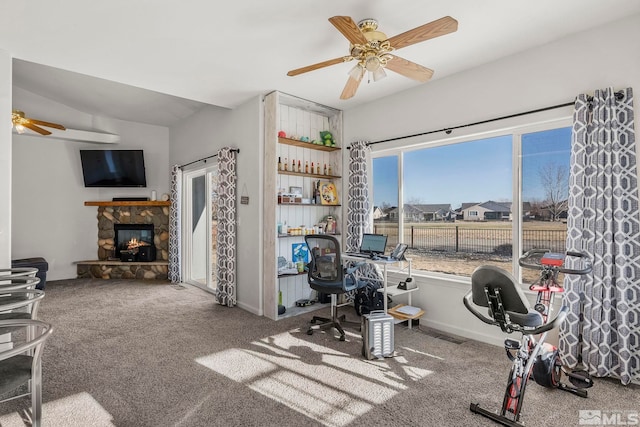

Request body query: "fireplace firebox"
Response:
[114, 224, 155, 262]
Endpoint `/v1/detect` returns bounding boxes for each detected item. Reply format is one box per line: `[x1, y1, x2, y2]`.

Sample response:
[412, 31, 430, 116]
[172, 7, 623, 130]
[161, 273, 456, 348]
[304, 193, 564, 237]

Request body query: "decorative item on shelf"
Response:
[296, 299, 315, 307]
[278, 290, 286, 315]
[151, 190, 157, 201]
[280, 193, 301, 204]
[291, 159, 296, 172]
[278, 157, 282, 171]
[305, 161, 309, 174]
[278, 256, 297, 275]
[312, 180, 320, 204]
[300, 136, 309, 142]
[278, 130, 287, 138]
[319, 181, 338, 205]
[323, 215, 337, 234]
[292, 243, 310, 264]
[289, 186, 303, 196]
[319, 130, 336, 147]
[161, 193, 170, 201]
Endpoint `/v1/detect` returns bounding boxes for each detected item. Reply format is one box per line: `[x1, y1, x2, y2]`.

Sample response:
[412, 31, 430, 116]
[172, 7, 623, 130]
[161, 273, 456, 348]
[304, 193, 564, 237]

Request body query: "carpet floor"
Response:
[0, 279, 637, 427]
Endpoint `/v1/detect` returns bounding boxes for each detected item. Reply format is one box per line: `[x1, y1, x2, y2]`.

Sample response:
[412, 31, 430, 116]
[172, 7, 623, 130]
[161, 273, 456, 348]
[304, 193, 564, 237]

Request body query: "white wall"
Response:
[169, 96, 263, 315]
[344, 14, 640, 345]
[12, 87, 170, 280]
[0, 50, 11, 267]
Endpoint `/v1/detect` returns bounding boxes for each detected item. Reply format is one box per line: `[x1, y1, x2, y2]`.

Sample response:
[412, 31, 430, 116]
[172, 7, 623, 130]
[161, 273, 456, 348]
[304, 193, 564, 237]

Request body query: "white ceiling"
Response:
[3, 1, 640, 126]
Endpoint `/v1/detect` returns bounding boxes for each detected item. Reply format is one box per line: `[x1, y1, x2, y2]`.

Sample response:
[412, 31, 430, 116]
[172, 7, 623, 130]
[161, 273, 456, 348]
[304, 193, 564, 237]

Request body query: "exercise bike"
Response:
[518, 249, 594, 395]
[462, 249, 591, 427]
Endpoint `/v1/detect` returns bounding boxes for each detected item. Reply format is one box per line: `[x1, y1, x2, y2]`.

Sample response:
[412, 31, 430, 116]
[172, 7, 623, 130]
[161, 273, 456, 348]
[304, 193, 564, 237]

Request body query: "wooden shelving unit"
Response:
[277, 203, 341, 207]
[278, 136, 340, 152]
[278, 170, 341, 179]
[278, 233, 340, 238]
[264, 91, 343, 320]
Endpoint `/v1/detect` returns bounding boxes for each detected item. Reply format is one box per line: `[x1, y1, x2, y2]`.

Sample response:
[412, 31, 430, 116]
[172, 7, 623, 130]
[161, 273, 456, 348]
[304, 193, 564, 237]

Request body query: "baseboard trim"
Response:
[421, 318, 504, 347]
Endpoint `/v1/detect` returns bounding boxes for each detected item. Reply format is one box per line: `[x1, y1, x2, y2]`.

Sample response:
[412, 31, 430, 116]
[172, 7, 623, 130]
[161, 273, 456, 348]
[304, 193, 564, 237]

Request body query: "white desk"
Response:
[343, 255, 419, 328]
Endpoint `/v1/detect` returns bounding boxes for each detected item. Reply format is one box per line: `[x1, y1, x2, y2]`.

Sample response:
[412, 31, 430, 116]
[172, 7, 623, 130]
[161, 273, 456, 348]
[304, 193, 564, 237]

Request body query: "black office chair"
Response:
[304, 235, 365, 341]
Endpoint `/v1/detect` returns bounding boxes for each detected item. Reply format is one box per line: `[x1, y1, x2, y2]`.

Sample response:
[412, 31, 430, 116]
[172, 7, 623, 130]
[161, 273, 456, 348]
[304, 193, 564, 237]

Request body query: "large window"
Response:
[372, 155, 398, 252]
[372, 123, 571, 279]
[521, 127, 571, 283]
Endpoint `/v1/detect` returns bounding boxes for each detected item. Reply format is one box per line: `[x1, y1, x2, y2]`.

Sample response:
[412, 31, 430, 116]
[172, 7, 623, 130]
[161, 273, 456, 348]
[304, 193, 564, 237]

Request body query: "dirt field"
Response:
[376, 220, 567, 283]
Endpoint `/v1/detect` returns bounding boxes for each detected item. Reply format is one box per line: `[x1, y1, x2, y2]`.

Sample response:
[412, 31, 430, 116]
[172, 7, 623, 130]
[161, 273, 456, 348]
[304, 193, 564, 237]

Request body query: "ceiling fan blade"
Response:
[329, 16, 368, 45]
[385, 55, 434, 82]
[28, 118, 66, 130]
[21, 121, 51, 135]
[287, 57, 351, 77]
[386, 16, 458, 50]
[340, 73, 363, 100]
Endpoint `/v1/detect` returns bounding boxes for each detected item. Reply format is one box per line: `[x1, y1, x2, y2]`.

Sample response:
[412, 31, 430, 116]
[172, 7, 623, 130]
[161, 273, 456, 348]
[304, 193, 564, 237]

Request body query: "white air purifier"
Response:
[361, 310, 394, 359]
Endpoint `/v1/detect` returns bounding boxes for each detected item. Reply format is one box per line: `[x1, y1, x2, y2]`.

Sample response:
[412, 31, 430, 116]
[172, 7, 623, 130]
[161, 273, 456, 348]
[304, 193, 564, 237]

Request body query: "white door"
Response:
[182, 164, 218, 291]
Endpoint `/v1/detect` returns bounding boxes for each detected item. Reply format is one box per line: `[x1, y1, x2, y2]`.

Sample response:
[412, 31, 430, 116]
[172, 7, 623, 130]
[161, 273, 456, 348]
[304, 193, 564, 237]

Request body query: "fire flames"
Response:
[127, 238, 150, 250]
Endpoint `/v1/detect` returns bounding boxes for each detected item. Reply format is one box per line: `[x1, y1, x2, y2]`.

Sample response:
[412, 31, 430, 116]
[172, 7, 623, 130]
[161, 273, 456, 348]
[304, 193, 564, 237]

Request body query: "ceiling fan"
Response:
[11, 109, 66, 135]
[287, 15, 458, 100]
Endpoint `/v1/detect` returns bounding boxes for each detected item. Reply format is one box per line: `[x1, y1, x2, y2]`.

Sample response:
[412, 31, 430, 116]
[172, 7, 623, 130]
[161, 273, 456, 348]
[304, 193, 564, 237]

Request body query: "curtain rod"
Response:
[364, 89, 625, 147]
[364, 100, 576, 147]
[179, 148, 240, 169]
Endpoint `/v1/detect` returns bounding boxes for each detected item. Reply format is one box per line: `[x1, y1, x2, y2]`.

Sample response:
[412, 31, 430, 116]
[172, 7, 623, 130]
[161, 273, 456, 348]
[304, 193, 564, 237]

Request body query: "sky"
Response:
[373, 127, 572, 209]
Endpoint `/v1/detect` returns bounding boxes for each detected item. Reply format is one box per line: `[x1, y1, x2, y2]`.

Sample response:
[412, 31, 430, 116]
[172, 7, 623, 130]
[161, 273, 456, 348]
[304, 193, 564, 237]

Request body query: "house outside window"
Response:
[372, 121, 571, 281]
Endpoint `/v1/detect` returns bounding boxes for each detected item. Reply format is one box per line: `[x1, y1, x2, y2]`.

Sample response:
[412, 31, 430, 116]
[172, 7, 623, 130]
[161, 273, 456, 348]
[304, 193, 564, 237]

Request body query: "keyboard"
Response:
[345, 253, 394, 261]
[344, 252, 370, 258]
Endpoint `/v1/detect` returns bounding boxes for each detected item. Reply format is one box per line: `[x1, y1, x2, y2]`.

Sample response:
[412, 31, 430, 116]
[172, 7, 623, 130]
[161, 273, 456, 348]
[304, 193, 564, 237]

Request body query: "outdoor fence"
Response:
[373, 224, 567, 255]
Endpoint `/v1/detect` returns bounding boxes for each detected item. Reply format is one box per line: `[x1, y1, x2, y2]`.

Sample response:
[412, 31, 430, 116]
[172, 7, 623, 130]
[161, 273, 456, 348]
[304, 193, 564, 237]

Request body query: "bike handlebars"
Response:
[463, 291, 569, 335]
[518, 249, 592, 275]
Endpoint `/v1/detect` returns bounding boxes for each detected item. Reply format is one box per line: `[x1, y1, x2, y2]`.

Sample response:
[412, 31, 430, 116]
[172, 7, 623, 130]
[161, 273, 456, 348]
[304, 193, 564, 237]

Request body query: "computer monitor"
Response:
[360, 233, 388, 255]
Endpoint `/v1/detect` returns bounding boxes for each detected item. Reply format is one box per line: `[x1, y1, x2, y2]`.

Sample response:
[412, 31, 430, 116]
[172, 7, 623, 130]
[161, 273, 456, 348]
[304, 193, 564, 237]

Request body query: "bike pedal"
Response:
[504, 338, 521, 350]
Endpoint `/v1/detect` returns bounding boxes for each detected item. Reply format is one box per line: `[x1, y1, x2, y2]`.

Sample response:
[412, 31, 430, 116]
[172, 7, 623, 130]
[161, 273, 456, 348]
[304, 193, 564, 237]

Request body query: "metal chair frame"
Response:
[0, 319, 53, 427]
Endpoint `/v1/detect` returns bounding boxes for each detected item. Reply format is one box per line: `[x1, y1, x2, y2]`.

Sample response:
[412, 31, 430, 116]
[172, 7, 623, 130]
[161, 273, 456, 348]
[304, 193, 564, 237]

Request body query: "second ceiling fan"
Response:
[288, 15, 458, 100]
[12, 109, 66, 135]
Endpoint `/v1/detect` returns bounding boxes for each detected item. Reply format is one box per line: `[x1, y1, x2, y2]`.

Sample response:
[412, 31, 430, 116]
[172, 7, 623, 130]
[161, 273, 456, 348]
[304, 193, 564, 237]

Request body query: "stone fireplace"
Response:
[77, 202, 170, 280]
[114, 223, 155, 260]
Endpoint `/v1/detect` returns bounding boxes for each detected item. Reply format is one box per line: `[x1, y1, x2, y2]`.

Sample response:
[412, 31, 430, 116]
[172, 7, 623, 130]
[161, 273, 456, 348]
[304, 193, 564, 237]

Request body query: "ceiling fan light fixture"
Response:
[372, 66, 387, 82]
[348, 63, 364, 80]
[11, 110, 25, 133]
[364, 55, 381, 72]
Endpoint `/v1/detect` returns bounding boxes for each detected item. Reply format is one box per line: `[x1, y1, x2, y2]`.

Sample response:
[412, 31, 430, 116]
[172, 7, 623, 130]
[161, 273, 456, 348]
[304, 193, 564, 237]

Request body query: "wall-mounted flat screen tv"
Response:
[80, 149, 147, 187]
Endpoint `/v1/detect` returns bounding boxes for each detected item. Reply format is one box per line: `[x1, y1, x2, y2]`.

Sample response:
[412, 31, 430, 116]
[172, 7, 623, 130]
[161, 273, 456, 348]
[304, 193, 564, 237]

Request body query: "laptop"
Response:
[345, 233, 388, 258]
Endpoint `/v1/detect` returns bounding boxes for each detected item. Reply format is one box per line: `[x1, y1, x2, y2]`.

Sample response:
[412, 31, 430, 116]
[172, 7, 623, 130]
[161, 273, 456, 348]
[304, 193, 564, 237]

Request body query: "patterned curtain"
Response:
[346, 141, 371, 251]
[168, 165, 182, 283]
[215, 148, 238, 307]
[559, 87, 640, 385]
